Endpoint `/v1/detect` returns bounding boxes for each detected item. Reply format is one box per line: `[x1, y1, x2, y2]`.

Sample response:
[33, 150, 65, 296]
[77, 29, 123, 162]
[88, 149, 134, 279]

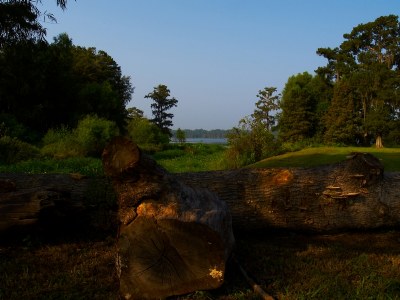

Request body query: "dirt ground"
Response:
[1, 229, 400, 299]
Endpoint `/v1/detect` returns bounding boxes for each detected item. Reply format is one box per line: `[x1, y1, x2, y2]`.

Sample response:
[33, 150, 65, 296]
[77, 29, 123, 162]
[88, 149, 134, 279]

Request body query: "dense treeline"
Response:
[1, 1, 400, 169]
[226, 15, 400, 167]
[172, 129, 229, 139]
[0, 33, 132, 141]
[279, 15, 400, 148]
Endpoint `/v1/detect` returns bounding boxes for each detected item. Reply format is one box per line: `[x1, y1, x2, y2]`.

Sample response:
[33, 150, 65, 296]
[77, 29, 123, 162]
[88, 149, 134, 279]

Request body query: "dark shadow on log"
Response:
[0, 173, 117, 239]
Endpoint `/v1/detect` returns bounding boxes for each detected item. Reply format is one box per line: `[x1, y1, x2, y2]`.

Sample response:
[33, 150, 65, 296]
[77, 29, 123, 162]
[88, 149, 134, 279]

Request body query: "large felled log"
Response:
[177, 152, 400, 232]
[102, 137, 235, 300]
[0, 173, 114, 235]
[2, 148, 400, 237]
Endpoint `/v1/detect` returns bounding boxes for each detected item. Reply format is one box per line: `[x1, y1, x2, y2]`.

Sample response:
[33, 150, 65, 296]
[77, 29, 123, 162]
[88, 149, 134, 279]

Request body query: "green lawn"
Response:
[250, 146, 400, 172]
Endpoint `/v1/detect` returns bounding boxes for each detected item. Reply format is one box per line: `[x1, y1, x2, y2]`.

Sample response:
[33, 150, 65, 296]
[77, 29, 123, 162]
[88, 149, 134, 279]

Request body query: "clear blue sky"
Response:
[40, 0, 400, 130]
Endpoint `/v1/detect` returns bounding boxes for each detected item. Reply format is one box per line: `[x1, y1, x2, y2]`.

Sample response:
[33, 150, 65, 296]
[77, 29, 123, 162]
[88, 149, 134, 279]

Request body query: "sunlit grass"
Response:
[0, 157, 104, 176]
[250, 147, 400, 172]
[154, 143, 227, 173]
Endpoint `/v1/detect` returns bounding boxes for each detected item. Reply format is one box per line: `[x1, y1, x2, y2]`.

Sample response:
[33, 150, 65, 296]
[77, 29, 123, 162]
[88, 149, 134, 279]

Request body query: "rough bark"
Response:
[0, 173, 115, 235]
[102, 137, 235, 300]
[177, 152, 400, 232]
[1, 150, 400, 236]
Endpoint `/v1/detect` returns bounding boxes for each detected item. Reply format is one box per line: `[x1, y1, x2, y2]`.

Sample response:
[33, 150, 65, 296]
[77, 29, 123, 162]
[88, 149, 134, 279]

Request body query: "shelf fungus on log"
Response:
[102, 137, 235, 300]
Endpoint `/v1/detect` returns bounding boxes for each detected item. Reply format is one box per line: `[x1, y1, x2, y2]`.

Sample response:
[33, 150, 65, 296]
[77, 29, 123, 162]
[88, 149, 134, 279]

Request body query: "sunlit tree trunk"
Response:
[375, 135, 384, 148]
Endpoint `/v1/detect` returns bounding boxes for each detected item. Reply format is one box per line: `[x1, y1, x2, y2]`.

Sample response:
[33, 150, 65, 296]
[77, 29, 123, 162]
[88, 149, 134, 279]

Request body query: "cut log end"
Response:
[102, 136, 141, 177]
[118, 217, 226, 299]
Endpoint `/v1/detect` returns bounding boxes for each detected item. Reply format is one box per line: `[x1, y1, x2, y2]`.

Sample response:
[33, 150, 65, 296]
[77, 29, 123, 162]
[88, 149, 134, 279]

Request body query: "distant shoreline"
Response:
[171, 138, 228, 144]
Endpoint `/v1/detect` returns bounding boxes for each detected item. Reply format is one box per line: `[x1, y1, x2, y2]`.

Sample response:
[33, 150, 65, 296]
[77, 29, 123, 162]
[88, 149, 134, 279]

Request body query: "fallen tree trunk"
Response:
[102, 137, 235, 300]
[177, 152, 400, 232]
[0, 173, 115, 234]
[1, 150, 400, 235]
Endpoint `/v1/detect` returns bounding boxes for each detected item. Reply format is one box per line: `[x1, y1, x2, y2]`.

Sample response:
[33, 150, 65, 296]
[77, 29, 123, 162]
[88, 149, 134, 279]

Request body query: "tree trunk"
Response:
[375, 135, 383, 148]
[0, 173, 115, 235]
[177, 152, 400, 233]
[1, 149, 400, 236]
[102, 137, 235, 300]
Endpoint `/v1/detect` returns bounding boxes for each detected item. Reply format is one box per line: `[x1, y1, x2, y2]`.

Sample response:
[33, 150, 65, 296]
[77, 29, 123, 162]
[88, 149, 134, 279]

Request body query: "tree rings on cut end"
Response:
[118, 216, 226, 299]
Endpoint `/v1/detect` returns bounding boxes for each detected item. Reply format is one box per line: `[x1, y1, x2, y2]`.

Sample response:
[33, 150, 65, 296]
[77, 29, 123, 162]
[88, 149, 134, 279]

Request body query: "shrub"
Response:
[41, 126, 82, 159]
[0, 113, 35, 142]
[224, 124, 281, 169]
[74, 115, 120, 157]
[41, 139, 83, 159]
[127, 117, 169, 151]
[385, 129, 400, 147]
[0, 136, 41, 164]
[42, 125, 71, 146]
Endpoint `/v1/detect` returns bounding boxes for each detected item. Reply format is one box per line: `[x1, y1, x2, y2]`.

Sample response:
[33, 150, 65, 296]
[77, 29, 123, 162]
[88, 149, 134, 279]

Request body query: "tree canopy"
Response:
[0, 0, 71, 47]
[273, 15, 400, 148]
[314, 14, 400, 147]
[0, 33, 133, 140]
[145, 84, 178, 137]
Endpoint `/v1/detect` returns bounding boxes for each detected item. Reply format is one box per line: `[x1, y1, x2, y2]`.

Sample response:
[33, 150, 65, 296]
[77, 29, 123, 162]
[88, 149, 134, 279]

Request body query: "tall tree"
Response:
[227, 86, 280, 167]
[252, 87, 280, 131]
[317, 15, 400, 147]
[145, 84, 178, 136]
[176, 128, 186, 144]
[0, 0, 70, 47]
[72, 44, 133, 129]
[323, 80, 362, 145]
[278, 72, 325, 143]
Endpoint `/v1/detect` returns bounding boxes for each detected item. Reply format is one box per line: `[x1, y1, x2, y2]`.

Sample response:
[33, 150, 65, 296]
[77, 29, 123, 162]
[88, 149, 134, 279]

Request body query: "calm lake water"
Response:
[173, 138, 228, 144]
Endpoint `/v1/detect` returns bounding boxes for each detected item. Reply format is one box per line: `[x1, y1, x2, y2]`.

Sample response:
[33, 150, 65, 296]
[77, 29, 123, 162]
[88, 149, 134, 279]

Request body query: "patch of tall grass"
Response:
[0, 136, 40, 164]
[153, 143, 227, 173]
[0, 157, 103, 176]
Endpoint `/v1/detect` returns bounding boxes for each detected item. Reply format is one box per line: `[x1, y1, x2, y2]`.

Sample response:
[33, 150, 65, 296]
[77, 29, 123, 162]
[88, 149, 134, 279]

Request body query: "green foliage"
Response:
[0, 0, 47, 47]
[0, 113, 29, 140]
[74, 115, 119, 157]
[252, 87, 280, 131]
[145, 84, 178, 136]
[0, 136, 40, 164]
[41, 125, 71, 146]
[226, 87, 282, 168]
[225, 120, 281, 169]
[0, 33, 132, 142]
[386, 128, 400, 146]
[72, 46, 133, 129]
[41, 125, 81, 159]
[278, 72, 331, 143]
[175, 128, 186, 143]
[316, 15, 400, 146]
[41, 115, 119, 158]
[172, 128, 229, 139]
[323, 80, 361, 145]
[0, 157, 103, 176]
[154, 143, 226, 173]
[126, 116, 169, 152]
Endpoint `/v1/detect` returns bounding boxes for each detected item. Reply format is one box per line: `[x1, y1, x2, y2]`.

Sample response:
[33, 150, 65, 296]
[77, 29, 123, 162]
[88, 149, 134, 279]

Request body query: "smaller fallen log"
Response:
[102, 137, 235, 300]
[0, 174, 115, 236]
